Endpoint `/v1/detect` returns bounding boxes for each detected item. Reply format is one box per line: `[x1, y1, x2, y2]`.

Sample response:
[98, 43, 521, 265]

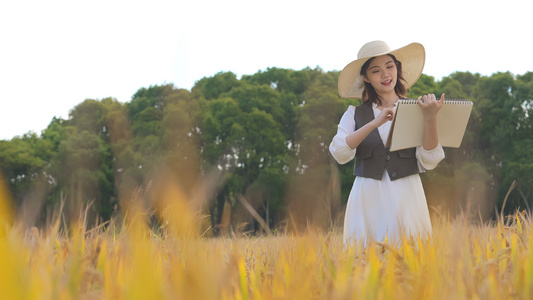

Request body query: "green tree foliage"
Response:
[502, 72, 533, 212]
[56, 99, 115, 222]
[0, 133, 49, 203]
[200, 77, 290, 234]
[125, 84, 203, 189]
[408, 74, 439, 98]
[287, 70, 356, 230]
[0, 69, 532, 232]
[193, 72, 241, 100]
[61, 130, 114, 219]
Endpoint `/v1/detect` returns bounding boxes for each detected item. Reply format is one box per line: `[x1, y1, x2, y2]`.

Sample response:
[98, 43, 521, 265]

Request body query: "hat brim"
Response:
[338, 42, 425, 99]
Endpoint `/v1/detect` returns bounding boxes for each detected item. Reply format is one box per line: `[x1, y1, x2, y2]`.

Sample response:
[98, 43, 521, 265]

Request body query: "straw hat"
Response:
[338, 41, 425, 99]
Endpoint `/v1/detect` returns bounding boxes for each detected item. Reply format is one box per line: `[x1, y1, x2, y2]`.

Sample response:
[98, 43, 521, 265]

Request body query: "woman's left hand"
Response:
[417, 93, 444, 122]
[418, 93, 444, 150]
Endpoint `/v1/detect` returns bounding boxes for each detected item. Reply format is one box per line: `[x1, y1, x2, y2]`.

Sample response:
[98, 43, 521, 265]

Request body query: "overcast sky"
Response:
[1, 0, 531, 140]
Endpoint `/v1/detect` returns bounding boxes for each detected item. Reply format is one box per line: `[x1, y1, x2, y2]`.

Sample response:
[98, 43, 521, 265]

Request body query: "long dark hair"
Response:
[360, 54, 407, 105]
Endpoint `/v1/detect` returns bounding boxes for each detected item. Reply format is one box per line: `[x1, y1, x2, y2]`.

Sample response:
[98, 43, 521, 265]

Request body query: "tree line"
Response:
[1, 68, 532, 234]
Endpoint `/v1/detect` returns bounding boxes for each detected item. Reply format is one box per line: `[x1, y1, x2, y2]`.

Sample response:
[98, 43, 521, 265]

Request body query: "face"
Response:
[362, 55, 398, 96]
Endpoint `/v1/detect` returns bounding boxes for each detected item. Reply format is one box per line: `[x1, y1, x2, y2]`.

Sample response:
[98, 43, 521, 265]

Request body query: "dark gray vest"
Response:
[353, 101, 419, 181]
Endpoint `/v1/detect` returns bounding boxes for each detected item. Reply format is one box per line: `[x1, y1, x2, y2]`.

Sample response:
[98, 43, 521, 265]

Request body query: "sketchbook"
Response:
[385, 99, 473, 151]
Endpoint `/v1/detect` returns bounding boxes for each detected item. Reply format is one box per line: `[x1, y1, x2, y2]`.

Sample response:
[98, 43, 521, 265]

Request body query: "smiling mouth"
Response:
[382, 79, 392, 86]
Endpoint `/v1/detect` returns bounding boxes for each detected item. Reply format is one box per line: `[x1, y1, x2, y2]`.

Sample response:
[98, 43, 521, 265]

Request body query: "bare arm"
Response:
[417, 93, 445, 150]
[345, 107, 395, 149]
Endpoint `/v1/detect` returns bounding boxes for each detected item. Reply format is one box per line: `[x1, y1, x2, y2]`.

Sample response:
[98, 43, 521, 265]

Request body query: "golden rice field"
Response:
[1, 181, 533, 299]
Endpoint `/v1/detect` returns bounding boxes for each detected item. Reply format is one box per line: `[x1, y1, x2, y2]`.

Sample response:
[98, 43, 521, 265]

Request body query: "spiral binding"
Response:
[399, 99, 473, 105]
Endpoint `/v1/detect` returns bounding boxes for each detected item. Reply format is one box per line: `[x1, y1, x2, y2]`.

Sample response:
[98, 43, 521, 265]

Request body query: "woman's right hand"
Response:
[345, 107, 394, 149]
[372, 107, 395, 128]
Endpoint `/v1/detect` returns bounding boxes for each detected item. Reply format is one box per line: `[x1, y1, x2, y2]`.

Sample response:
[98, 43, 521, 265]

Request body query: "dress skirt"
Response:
[343, 170, 432, 246]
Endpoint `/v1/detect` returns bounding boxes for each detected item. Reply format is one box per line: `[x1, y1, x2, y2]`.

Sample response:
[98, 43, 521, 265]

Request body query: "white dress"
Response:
[329, 103, 445, 246]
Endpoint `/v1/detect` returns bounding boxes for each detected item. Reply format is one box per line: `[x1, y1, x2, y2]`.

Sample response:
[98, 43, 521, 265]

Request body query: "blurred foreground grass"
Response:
[1, 212, 533, 299]
[1, 177, 533, 299]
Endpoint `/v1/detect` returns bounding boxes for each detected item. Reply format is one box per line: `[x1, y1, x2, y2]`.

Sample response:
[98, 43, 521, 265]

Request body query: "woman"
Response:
[329, 40, 445, 246]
